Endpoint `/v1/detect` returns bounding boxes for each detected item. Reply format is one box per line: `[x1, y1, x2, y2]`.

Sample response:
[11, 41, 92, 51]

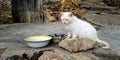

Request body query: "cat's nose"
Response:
[63, 22, 66, 24]
[63, 22, 67, 24]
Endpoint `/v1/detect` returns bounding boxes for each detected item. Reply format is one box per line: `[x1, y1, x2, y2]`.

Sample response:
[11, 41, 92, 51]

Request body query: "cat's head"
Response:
[61, 12, 73, 24]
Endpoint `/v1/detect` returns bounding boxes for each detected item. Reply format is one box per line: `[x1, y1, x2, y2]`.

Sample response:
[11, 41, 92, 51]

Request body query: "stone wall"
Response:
[0, 0, 12, 24]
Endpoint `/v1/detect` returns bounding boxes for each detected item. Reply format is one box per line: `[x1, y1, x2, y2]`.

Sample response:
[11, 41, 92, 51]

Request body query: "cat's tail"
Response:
[96, 39, 110, 49]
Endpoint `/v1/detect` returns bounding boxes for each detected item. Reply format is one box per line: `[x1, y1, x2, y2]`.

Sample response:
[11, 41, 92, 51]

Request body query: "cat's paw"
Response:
[65, 38, 78, 41]
[65, 38, 75, 41]
[65, 38, 72, 40]
[71, 38, 78, 40]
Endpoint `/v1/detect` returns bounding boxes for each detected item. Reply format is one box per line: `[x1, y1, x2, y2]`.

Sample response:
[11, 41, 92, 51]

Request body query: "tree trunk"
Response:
[12, 0, 44, 23]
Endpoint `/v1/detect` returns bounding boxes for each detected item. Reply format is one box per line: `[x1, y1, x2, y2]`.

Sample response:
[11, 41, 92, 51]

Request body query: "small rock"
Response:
[38, 51, 65, 60]
[58, 38, 97, 52]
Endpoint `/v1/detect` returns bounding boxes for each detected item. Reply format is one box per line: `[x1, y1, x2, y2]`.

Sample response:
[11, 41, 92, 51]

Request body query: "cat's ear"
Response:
[68, 12, 73, 17]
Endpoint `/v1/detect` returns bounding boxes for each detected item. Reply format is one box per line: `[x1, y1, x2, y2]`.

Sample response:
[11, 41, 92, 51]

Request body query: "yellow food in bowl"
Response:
[23, 35, 52, 42]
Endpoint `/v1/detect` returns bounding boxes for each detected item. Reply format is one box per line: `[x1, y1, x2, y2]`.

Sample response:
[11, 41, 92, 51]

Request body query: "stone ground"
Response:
[0, 11, 120, 60]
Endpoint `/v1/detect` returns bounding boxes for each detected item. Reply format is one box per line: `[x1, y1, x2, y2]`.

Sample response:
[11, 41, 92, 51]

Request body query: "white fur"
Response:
[61, 12, 110, 49]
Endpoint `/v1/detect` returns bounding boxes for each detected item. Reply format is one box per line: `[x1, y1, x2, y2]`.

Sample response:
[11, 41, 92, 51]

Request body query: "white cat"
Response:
[61, 12, 110, 49]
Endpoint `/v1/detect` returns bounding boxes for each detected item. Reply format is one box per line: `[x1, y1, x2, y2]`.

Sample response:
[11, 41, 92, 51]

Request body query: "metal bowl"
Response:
[49, 33, 66, 43]
[23, 35, 52, 48]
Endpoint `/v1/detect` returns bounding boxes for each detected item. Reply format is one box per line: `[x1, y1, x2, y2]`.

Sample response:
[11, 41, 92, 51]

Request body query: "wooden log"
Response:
[12, 0, 44, 23]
